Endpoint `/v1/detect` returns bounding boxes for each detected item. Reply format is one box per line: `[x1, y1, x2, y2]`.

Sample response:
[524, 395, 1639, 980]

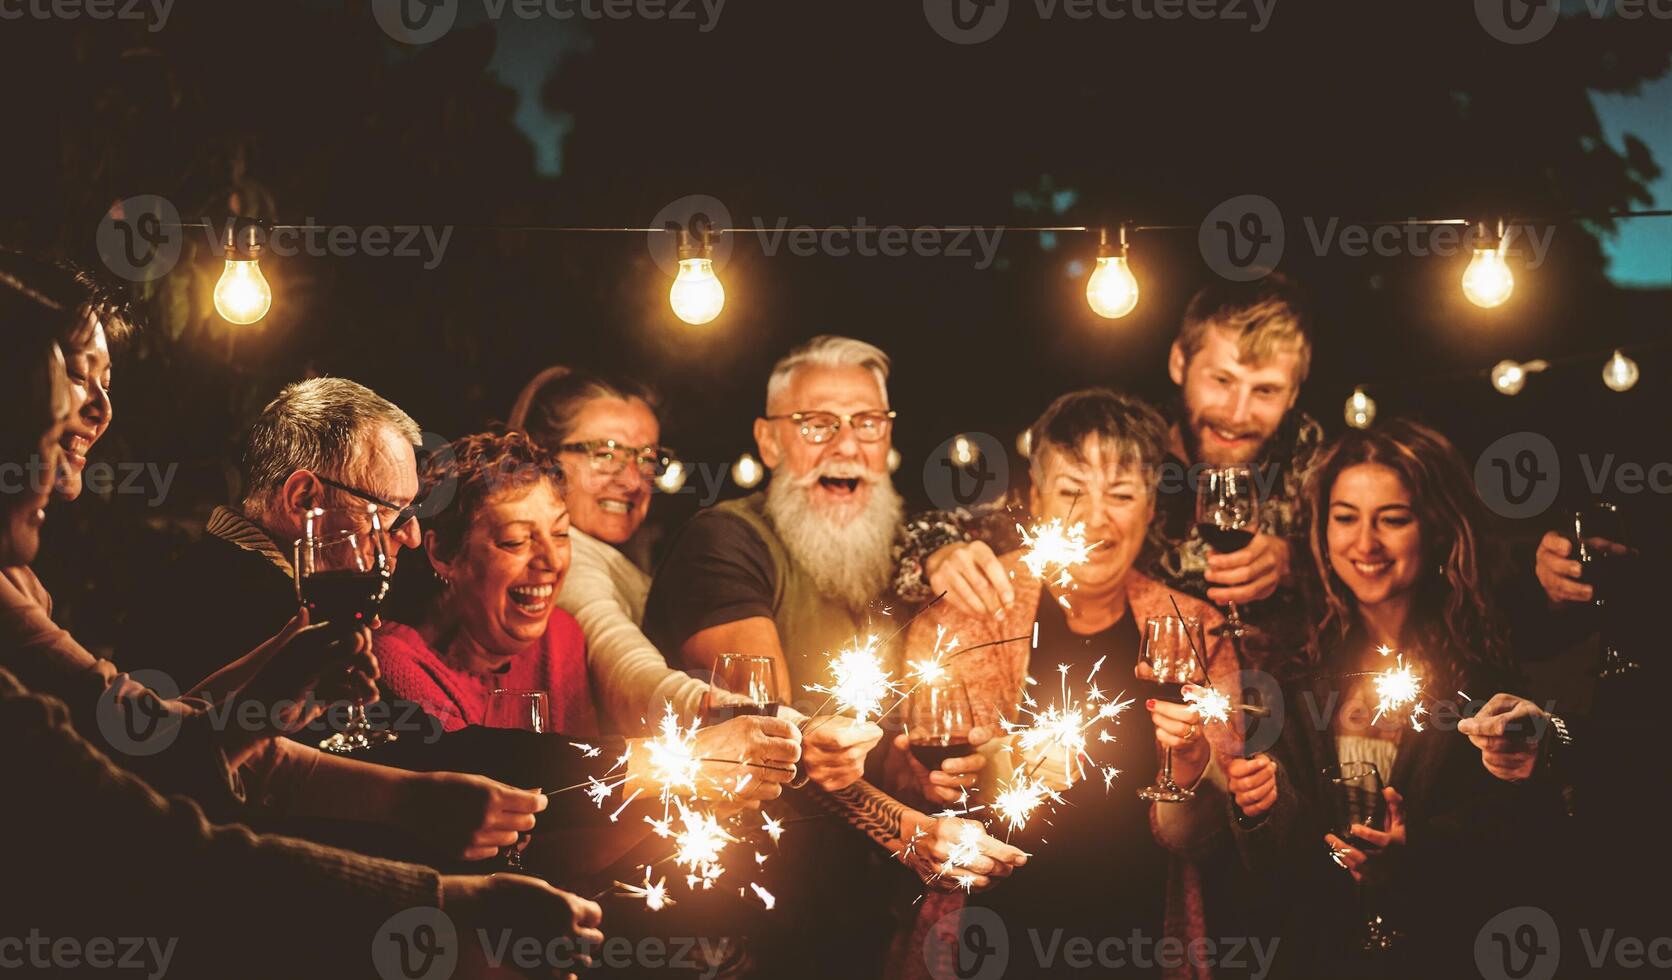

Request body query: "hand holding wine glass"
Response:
[483, 689, 549, 871]
[1138, 615, 1209, 802]
[294, 505, 396, 754]
[1196, 466, 1259, 637]
[896, 676, 990, 805]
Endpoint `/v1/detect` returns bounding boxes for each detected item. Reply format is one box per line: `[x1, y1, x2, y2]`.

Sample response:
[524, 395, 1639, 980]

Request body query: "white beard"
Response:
[765, 461, 904, 611]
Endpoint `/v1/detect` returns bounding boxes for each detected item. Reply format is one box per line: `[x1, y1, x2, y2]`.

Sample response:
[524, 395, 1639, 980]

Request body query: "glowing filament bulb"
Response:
[669, 257, 725, 325]
[214, 258, 272, 324]
[1490, 360, 1526, 395]
[655, 459, 688, 494]
[1344, 387, 1376, 429]
[1602, 350, 1639, 392]
[950, 434, 979, 467]
[731, 452, 763, 488]
[1086, 254, 1139, 319]
[1462, 225, 1514, 308]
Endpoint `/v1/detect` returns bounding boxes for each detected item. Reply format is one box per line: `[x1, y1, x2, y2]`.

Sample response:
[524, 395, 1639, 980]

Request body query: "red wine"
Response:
[705, 702, 779, 723]
[301, 569, 388, 625]
[910, 738, 973, 770]
[1197, 523, 1254, 553]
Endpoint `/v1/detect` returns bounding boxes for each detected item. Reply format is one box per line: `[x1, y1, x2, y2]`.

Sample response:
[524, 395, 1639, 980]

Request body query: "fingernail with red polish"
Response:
[1145, 699, 1156, 710]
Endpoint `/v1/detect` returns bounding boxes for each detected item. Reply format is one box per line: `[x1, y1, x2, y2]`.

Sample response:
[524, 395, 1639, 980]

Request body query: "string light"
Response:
[655, 459, 689, 494]
[1489, 359, 1547, 396]
[1016, 429, 1032, 459]
[1462, 220, 1514, 309]
[886, 447, 901, 473]
[1344, 387, 1376, 429]
[1085, 225, 1139, 319]
[1602, 349, 1640, 392]
[213, 220, 273, 325]
[949, 434, 980, 468]
[731, 452, 763, 488]
[669, 228, 725, 325]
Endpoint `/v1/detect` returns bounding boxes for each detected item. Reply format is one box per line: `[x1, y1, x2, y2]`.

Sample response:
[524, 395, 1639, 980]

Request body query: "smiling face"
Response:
[556, 396, 658, 545]
[1326, 462, 1424, 611]
[1028, 437, 1154, 594]
[429, 479, 571, 664]
[1169, 326, 1301, 466]
[754, 363, 892, 524]
[55, 318, 112, 501]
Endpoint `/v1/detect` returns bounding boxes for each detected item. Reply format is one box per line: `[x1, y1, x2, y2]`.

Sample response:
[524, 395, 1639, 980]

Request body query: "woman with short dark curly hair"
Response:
[376, 430, 600, 734]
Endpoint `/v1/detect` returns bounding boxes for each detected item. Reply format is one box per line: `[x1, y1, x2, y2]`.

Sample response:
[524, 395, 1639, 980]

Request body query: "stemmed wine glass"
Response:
[1137, 615, 1208, 803]
[295, 506, 396, 755]
[484, 689, 549, 871]
[907, 676, 975, 772]
[1324, 760, 1398, 953]
[1196, 466, 1259, 638]
[705, 653, 779, 723]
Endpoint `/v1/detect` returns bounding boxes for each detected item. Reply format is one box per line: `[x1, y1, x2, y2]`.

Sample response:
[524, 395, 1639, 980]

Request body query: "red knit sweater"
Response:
[374, 614, 599, 737]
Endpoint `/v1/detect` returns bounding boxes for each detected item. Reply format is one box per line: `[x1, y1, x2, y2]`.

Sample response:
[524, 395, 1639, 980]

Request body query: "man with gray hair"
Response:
[123, 377, 426, 691]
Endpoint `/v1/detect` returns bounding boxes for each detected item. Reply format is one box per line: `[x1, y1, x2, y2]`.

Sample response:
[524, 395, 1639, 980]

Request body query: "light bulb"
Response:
[1086, 254, 1139, 319]
[886, 448, 901, 473]
[655, 459, 688, 494]
[1490, 360, 1527, 395]
[214, 258, 272, 324]
[1602, 349, 1639, 392]
[731, 452, 763, 489]
[950, 434, 980, 467]
[1344, 388, 1376, 429]
[1016, 429, 1032, 459]
[1462, 246, 1514, 308]
[669, 257, 725, 325]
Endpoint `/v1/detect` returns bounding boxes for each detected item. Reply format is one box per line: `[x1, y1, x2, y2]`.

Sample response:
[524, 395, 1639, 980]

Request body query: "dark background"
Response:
[0, 0, 1667, 653]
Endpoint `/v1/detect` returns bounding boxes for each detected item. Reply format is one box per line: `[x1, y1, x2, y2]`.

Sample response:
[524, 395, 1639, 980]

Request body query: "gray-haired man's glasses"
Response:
[763, 410, 896, 445]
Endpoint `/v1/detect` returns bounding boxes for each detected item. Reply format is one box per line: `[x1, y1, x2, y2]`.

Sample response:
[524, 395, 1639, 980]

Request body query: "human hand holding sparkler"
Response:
[901, 815, 1029, 893]
[779, 708, 883, 791]
[1224, 756, 1279, 819]
[689, 714, 802, 802]
[441, 873, 604, 977]
[1458, 693, 1547, 783]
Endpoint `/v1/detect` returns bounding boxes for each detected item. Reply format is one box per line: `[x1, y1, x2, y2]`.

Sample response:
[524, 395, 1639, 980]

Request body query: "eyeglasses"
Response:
[763, 410, 896, 445]
[315, 474, 418, 533]
[558, 439, 675, 478]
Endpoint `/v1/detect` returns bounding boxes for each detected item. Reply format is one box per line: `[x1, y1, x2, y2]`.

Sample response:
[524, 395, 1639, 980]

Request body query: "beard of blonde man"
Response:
[765, 453, 904, 611]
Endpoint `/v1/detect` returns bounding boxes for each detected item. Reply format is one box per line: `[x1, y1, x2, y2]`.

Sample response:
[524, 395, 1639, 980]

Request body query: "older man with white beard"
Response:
[643, 335, 1026, 979]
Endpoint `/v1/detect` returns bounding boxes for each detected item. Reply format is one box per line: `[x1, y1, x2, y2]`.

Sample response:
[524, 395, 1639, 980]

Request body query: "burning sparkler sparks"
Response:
[806, 633, 899, 722]
[1371, 645, 1426, 730]
[1183, 685, 1233, 726]
[610, 869, 673, 911]
[1018, 518, 1097, 587]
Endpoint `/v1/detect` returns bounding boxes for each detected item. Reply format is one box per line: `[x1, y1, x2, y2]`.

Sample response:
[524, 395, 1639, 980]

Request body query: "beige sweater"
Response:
[557, 528, 713, 734]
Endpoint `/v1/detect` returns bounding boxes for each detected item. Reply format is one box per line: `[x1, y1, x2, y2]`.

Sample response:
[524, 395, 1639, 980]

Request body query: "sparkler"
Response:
[1183, 685, 1233, 725]
[602, 869, 674, 911]
[1370, 645, 1426, 730]
[805, 633, 899, 723]
[1017, 518, 1097, 587]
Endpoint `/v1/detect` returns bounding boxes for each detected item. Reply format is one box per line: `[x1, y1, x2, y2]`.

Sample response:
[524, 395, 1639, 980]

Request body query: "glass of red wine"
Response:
[1324, 760, 1397, 952]
[906, 675, 975, 772]
[1196, 465, 1259, 638]
[294, 506, 395, 755]
[1137, 615, 1207, 803]
[705, 654, 779, 723]
[1572, 501, 1641, 678]
[485, 689, 548, 871]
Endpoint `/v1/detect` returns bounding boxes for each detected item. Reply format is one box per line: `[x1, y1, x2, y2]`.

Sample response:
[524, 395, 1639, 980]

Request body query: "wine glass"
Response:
[705, 653, 779, 723]
[1323, 761, 1397, 952]
[1196, 466, 1259, 638]
[1137, 615, 1208, 803]
[295, 506, 395, 755]
[906, 676, 975, 773]
[1572, 502, 1641, 678]
[485, 689, 549, 871]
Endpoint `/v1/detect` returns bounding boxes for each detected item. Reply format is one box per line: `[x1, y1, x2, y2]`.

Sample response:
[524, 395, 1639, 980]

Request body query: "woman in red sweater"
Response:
[377, 431, 600, 736]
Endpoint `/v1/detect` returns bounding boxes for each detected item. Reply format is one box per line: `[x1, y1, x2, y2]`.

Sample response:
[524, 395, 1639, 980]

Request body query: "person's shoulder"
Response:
[666, 499, 772, 559]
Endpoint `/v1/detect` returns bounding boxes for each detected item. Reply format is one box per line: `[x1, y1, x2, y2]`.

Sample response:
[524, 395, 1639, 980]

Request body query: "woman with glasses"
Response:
[507, 366, 724, 733]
